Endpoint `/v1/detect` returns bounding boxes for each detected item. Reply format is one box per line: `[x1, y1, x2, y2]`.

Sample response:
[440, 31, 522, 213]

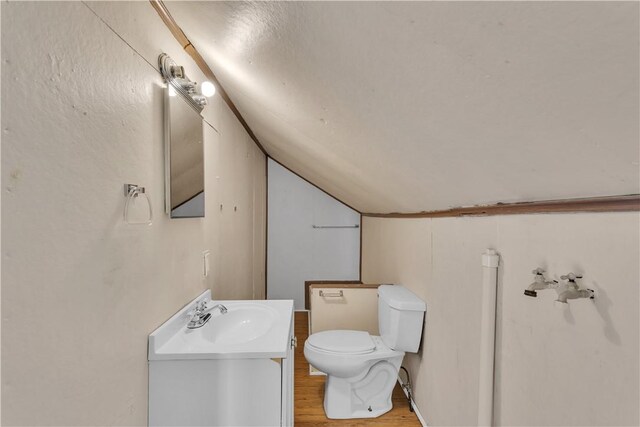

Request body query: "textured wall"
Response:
[166, 2, 639, 213]
[1, 2, 265, 425]
[362, 213, 639, 426]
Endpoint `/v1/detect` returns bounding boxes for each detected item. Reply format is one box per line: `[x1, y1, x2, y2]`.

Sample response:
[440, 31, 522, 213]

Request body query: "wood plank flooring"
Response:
[294, 311, 422, 427]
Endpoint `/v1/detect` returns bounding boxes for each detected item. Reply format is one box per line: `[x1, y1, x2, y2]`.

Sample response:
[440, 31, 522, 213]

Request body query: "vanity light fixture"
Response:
[158, 53, 215, 112]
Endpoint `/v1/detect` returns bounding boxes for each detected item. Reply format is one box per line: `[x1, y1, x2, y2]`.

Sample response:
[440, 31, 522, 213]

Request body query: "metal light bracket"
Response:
[158, 53, 206, 113]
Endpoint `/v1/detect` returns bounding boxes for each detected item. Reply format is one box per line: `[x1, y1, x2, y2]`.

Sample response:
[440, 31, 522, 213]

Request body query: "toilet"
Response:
[304, 285, 426, 419]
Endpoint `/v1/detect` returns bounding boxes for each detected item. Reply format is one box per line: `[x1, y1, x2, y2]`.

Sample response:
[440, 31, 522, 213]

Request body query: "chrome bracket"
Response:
[124, 183, 145, 196]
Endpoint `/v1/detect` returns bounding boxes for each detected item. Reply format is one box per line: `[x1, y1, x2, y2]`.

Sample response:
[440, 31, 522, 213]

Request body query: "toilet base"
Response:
[323, 356, 404, 419]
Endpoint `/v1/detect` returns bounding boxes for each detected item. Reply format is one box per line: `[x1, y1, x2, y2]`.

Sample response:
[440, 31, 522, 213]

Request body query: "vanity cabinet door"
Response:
[280, 313, 294, 426]
[149, 358, 281, 426]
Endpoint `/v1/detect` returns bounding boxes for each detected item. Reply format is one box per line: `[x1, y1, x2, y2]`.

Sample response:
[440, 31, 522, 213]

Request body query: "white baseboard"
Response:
[397, 378, 427, 427]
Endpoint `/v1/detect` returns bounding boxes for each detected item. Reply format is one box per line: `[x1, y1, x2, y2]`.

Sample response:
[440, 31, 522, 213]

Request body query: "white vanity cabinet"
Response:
[281, 314, 295, 426]
[148, 291, 294, 427]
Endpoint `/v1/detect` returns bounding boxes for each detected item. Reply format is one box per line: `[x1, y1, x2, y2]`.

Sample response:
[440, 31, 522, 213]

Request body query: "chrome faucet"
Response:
[209, 303, 228, 315]
[187, 300, 228, 329]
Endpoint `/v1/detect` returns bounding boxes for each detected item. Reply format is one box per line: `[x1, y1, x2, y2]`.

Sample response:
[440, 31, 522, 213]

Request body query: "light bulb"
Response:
[168, 85, 177, 97]
[201, 81, 216, 97]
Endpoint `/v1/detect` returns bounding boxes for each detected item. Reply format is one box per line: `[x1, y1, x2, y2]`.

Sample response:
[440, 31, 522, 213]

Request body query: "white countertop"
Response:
[149, 290, 294, 361]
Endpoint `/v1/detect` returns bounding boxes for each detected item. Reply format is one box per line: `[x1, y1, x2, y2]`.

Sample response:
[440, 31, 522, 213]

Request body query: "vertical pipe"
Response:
[478, 249, 500, 426]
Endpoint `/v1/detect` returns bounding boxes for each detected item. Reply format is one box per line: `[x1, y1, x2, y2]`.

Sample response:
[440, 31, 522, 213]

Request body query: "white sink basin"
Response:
[149, 290, 294, 360]
[201, 303, 277, 345]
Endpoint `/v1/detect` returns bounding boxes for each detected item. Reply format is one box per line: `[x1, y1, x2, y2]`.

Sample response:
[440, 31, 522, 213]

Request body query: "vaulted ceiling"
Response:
[166, 1, 639, 213]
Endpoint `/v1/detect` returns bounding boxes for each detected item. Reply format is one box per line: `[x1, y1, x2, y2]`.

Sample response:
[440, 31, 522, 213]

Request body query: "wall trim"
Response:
[149, 0, 267, 156]
[362, 194, 640, 218]
[265, 156, 269, 299]
[359, 213, 363, 282]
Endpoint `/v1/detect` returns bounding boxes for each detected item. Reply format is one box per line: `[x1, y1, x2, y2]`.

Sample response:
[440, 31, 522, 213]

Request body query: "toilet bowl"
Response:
[304, 331, 404, 418]
[303, 285, 426, 419]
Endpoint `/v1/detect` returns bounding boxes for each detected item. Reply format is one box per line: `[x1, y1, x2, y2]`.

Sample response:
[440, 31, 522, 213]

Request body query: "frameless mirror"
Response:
[164, 86, 205, 218]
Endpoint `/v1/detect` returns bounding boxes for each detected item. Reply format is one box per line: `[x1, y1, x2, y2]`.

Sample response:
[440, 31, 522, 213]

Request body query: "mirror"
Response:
[164, 86, 205, 218]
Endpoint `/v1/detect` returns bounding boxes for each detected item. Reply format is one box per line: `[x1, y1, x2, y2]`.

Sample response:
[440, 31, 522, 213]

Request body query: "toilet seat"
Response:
[306, 330, 375, 355]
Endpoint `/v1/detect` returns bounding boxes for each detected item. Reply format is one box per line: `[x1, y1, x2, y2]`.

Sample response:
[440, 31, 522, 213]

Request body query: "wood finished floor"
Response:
[294, 311, 421, 427]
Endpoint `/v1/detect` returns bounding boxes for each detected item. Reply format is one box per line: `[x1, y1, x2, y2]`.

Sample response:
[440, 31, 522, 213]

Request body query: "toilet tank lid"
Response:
[378, 285, 426, 311]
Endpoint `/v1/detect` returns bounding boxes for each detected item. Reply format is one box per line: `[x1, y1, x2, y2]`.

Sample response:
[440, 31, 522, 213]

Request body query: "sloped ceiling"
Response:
[165, 1, 639, 213]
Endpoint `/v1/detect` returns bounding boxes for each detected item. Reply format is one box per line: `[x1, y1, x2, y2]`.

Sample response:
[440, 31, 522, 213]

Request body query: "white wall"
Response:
[267, 159, 360, 309]
[362, 213, 639, 426]
[1, 2, 265, 425]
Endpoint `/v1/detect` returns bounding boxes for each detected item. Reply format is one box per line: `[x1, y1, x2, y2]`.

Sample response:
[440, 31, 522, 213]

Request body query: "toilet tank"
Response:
[378, 285, 426, 353]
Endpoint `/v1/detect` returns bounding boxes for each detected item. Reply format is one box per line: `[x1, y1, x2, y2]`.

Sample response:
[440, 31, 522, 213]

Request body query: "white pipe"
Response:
[478, 248, 500, 426]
